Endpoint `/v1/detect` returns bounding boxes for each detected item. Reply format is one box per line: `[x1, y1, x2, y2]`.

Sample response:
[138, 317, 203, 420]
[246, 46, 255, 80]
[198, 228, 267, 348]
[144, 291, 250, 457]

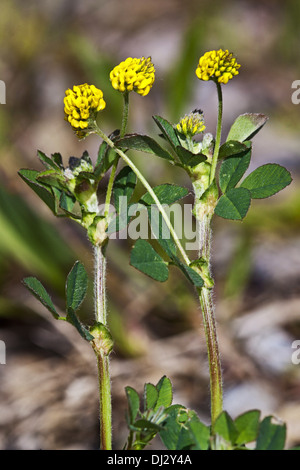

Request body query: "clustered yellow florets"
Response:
[64, 84, 106, 135]
[196, 49, 241, 85]
[110, 57, 155, 96]
[176, 109, 206, 137]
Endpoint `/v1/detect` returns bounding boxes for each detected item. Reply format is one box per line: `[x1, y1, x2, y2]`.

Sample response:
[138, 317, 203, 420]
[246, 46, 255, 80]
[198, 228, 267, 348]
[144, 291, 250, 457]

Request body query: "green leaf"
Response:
[133, 419, 163, 432]
[219, 142, 252, 193]
[37, 150, 61, 171]
[94, 131, 120, 179]
[240, 164, 292, 199]
[140, 184, 189, 207]
[51, 152, 63, 168]
[106, 203, 135, 234]
[125, 386, 140, 423]
[171, 254, 204, 288]
[23, 277, 59, 319]
[214, 411, 238, 445]
[234, 410, 260, 445]
[36, 169, 65, 190]
[218, 140, 249, 159]
[147, 206, 177, 258]
[66, 261, 88, 312]
[256, 416, 286, 450]
[153, 115, 180, 150]
[18, 169, 57, 214]
[215, 188, 251, 220]
[59, 191, 80, 218]
[188, 414, 210, 450]
[130, 239, 169, 282]
[175, 146, 206, 167]
[155, 376, 173, 411]
[113, 166, 136, 213]
[159, 405, 195, 450]
[117, 134, 174, 161]
[227, 113, 268, 142]
[96, 140, 108, 167]
[144, 383, 159, 411]
[66, 307, 94, 341]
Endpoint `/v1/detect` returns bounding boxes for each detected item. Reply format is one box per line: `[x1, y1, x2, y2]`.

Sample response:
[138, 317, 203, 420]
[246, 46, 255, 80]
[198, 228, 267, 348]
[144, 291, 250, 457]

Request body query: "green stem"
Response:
[96, 351, 112, 450]
[94, 94, 130, 448]
[198, 284, 223, 429]
[196, 214, 222, 429]
[94, 244, 112, 449]
[192, 83, 224, 427]
[95, 126, 191, 266]
[120, 92, 129, 139]
[209, 82, 223, 184]
[104, 92, 129, 218]
[94, 244, 107, 324]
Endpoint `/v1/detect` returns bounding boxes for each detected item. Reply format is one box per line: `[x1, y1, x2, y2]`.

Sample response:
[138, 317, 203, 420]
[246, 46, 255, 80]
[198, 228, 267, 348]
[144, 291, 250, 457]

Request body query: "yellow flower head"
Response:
[110, 57, 155, 96]
[64, 84, 106, 137]
[176, 109, 206, 137]
[196, 49, 241, 85]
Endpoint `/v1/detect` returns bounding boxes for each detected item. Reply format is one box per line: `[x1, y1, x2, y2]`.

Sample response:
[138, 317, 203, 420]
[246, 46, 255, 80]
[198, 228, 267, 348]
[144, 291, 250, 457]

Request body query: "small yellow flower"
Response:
[196, 49, 241, 85]
[176, 109, 206, 137]
[64, 84, 106, 137]
[110, 57, 155, 96]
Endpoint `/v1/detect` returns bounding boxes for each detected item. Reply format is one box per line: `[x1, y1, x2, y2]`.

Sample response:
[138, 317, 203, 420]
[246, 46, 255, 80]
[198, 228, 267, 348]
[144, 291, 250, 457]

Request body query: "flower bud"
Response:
[176, 109, 205, 137]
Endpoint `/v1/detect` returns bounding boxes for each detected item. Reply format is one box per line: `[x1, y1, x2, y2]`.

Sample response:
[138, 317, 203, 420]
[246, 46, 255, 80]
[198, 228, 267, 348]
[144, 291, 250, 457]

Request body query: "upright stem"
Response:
[94, 244, 107, 324]
[94, 244, 112, 450]
[104, 92, 129, 218]
[94, 94, 130, 449]
[196, 215, 223, 429]
[194, 81, 224, 429]
[198, 285, 223, 427]
[210, 82, 223, 184]
[120, 92, 129, 139]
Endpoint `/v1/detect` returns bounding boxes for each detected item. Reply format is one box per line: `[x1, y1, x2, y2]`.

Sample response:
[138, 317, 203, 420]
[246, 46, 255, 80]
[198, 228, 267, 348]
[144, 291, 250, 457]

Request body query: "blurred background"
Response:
[0, 0, 300, 450]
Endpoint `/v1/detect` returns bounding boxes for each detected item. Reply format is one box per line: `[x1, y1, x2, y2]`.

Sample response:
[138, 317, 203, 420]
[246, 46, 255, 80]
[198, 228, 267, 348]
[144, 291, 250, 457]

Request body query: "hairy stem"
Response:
[96, 351, 112, 450]
[196, 213, 223, 428]
[198, 283, 223, 428]
[192, 81, 224, 428]
[94, 244, 112, 449]
[94, 244, 107, 324]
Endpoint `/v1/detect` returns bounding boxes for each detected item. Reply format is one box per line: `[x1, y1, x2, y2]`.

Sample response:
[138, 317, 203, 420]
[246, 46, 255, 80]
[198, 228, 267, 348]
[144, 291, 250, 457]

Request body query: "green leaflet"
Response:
[215, 187, 251, 220]
[23, 277, 59, 319]
[130, 239, 169, 282]
[227, 113, 268, 142]
[219, 142, 252, 193]
[116, 134, 174, 161]
[65, 261, 88, 313]
[240, 163, 292, 199]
